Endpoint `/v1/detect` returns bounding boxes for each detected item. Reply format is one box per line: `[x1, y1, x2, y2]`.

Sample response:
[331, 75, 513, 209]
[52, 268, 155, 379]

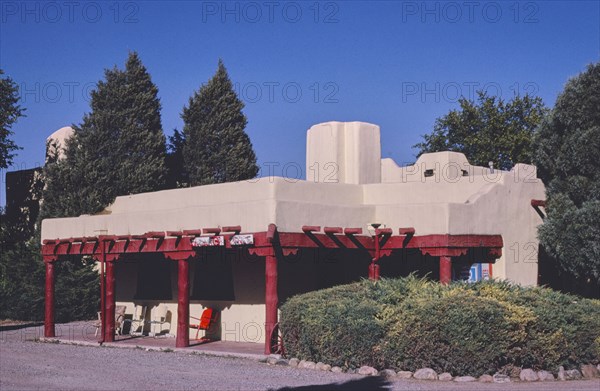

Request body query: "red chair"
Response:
[189, 308, 218, 341]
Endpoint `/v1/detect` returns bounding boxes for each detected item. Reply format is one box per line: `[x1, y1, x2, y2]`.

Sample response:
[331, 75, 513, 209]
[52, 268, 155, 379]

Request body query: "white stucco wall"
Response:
[306, 121, 381, 185]
[42, 121, 547, 342]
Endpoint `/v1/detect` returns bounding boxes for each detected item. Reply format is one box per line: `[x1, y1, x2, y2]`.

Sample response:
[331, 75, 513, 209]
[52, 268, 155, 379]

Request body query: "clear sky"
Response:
[1, 0, 599, 205]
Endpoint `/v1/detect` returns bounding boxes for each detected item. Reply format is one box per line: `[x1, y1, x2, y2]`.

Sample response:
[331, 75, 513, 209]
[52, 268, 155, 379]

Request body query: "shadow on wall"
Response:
[273, 376, 391, 391]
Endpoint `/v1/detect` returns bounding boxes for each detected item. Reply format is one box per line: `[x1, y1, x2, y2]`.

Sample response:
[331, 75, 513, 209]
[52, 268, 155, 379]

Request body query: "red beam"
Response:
[202, 227, 221, 235]
[41, 232, 503, 258]
[182, 229, 202, 236]
[266, 224, 277, 243]
[301, 226, 321, 233]
[399, 227, 416, 235]
[222, 226, 241, 233]
[344, 228, 363, 235]
[324, 227, 343, 234]
[166, 231, 183, 237]
[375, 228, 393, 236]
[146, 231, 165, 238]
[531, 199, 546, 207]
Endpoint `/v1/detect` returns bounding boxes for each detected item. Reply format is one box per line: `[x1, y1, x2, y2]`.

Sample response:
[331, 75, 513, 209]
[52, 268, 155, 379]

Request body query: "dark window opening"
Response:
[462, 170, 469, 176]
[424, 169, 435, 177]
[134, 255, 173, 300]
[192, 249, 235, 301]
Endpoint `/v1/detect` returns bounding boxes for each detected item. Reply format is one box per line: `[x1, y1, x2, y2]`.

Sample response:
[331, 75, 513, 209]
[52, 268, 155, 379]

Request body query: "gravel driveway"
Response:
[1, 328, 599, 391]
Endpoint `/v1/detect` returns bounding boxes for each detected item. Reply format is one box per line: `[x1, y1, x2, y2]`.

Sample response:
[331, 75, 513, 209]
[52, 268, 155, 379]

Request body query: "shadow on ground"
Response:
[0, 322, 42, 332]
[273, 376, 391, 390]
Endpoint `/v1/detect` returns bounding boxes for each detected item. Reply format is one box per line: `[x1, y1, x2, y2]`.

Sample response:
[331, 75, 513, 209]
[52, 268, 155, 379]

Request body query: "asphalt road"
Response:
[1, 330, 599, 391]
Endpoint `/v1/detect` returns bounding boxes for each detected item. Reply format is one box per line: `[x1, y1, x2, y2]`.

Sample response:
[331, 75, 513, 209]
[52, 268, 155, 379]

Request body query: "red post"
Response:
[440, 256, 452, 285]
[369, 233, 381, 281]
[104, 260, 116, 342]
[265, 252, 278, 354]
[44, 261, 55, 338]
[368, 263, 380, 280]
[176, 259, 190, 348]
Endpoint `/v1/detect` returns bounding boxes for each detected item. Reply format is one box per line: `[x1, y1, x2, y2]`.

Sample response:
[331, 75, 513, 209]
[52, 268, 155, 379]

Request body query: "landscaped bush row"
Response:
[280, 276, 600, 377]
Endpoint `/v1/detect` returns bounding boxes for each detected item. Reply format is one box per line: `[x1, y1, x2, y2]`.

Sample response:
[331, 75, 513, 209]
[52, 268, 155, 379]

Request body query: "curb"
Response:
[38, 337, 266, 361]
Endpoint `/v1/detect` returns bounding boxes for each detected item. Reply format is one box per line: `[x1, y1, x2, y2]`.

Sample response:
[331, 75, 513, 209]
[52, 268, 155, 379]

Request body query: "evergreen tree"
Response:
[534, 62, 600, 290]
[36, 52, 167, 321]
[0, 220, 45, 321]
[166, 129, 188, 188]
[182, 60, 258, 185]
[414, 91, 547, 170]
[42, 51, 168, 218]
[0, 69, 25, 169]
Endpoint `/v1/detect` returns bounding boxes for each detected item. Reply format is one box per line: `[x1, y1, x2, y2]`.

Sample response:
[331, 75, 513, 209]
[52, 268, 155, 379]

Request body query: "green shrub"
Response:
[464, 281, 600, 370]
[280, 276, 600, 375]
[280, 281, 384, 368]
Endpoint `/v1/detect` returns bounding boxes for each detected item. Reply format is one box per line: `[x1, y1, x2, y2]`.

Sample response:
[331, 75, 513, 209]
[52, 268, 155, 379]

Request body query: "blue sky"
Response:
[1, 0, 599, 205]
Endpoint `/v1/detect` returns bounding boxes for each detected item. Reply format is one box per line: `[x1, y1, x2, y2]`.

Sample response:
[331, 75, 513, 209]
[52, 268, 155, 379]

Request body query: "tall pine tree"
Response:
[182, 60, 258, 185]
[42, 52, 168, 218]
[166, 128, 187, 188]
[0, 69, 25, 169]
[37, 52, 168, 322]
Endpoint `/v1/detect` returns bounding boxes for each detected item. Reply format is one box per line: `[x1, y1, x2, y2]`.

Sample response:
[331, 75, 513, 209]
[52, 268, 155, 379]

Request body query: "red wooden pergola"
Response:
[41, 224, 502, 354]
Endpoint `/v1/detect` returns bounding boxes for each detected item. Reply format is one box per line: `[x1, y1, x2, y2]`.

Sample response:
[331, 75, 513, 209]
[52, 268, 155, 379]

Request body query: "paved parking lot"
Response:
[1, 324, 599, 391]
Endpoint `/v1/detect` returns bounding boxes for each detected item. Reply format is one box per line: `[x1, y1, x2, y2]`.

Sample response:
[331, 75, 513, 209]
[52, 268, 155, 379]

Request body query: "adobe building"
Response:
[40, 121, 546, 353]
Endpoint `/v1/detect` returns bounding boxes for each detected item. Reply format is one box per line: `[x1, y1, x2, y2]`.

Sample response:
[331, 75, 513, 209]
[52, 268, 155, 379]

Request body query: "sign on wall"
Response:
[468, 263, 492, 282]
[192, 236, 224, 247]
[230, 234, 254, 246]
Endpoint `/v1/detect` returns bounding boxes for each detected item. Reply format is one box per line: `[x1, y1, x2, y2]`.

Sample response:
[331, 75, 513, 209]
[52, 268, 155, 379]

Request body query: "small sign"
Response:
[468, 263, 491, 282]
[192, 236, 224, 247]
[230, 234, 254, 246]
[481, 263, 491, 280]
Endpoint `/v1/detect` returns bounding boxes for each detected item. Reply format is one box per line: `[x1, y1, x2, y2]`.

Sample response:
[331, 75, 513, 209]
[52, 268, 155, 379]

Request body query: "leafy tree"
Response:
[0, 69, 25, 169]
[42, 51, 168, 218]
[414, 92, 548, 170]
[534, 62, 600, 289]
[182, 59, 258, 185]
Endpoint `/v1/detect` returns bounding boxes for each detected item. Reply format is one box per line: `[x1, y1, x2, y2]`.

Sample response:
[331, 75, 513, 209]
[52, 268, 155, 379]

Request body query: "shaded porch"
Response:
[41, 224, 503, 354]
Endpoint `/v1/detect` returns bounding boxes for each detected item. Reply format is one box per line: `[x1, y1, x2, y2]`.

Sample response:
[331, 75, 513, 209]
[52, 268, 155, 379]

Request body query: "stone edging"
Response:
[265, 355, 600, 383]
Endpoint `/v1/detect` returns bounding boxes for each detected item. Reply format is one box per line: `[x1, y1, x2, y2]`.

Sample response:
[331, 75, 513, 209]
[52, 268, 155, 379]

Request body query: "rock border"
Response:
[265, 355, 600, 383]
